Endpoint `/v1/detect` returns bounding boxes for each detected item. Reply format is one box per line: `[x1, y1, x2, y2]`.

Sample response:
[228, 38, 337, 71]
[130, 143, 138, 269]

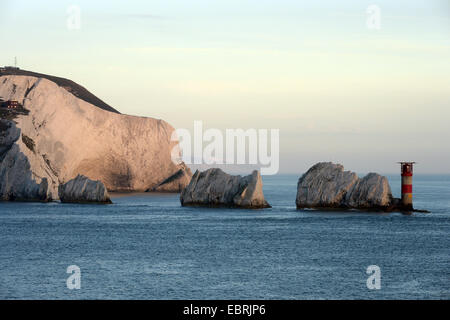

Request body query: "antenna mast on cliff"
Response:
[14, 57, 17, 68]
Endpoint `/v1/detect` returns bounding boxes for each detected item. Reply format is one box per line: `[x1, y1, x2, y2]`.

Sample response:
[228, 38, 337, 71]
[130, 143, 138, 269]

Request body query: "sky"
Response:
[0, 0, 449, 174]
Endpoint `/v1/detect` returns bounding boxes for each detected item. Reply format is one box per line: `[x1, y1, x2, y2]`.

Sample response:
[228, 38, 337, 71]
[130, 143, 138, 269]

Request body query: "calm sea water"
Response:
[0, 174, 448, 300]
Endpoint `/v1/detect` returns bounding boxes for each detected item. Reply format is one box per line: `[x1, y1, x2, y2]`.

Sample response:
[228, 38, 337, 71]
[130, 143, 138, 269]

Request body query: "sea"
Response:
[0, 174, 448, 299]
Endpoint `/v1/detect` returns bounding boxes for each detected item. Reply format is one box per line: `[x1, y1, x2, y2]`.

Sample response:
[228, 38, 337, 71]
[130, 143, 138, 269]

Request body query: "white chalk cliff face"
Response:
[296, 162, 393, 210]
[180, 168, 271, 208]
[0, 75, 191, 201]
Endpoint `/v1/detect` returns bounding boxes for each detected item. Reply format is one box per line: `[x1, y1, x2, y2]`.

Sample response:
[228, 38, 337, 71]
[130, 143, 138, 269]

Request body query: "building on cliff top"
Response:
[1, 100, 19, 109]
[0, 66, 20, 73]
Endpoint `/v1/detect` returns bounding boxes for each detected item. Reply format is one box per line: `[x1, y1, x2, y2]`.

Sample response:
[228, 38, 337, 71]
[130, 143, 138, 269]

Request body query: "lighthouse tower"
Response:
[399, 162, 415, 210]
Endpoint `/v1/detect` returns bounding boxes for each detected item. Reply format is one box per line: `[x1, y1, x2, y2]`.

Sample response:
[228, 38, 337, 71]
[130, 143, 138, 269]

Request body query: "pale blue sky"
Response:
[1, 0, 449, 173]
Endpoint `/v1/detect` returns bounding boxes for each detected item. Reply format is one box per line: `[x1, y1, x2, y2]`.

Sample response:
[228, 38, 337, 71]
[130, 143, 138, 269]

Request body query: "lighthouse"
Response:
[399, 162, 415, 210]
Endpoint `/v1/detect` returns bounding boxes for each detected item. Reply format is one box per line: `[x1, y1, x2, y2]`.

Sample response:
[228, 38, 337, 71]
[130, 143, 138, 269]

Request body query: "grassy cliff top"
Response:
[0, 68, 120, 114]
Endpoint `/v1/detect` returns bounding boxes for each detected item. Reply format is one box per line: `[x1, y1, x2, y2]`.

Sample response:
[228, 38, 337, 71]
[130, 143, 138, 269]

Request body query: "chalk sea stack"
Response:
[180, 168, 271, 209]
[0, 70, 191, 201]
[296, 162, 394, 211]
[59, 175, 111, 204]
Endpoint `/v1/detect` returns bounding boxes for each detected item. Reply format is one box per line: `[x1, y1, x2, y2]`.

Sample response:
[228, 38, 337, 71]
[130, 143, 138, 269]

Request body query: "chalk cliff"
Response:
[296, 162, 393, 211]
[59, 174, 111, 204]
[0, 73, 191, 201]
[180, 168, 271, 208]
[149, 162, 192, 192]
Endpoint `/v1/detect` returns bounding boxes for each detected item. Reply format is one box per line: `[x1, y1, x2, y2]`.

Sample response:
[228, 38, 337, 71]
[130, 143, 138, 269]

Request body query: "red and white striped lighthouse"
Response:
[399, 162, 415, 210]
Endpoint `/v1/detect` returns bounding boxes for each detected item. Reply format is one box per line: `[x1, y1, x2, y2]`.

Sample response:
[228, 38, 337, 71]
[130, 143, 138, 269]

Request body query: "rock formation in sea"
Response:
[296, 162, 393, 211]
[0, 71, 191, 201]
[58, 174, 111, 204]
[180, 168, 271, 208]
